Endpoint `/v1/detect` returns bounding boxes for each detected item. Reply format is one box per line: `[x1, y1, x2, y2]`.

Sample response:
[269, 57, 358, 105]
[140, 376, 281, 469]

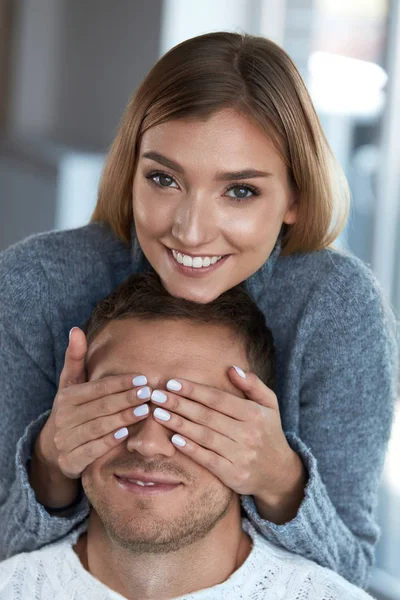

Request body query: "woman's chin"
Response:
[162, 278, 221, 304]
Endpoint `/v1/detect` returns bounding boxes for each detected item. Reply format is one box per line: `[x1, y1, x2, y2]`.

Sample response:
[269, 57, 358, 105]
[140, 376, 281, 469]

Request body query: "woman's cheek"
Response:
[134, 191, 176, 234]
[228, 204, 276, 243]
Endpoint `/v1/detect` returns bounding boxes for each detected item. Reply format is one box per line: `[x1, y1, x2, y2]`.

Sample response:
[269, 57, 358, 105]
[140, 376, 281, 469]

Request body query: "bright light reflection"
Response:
[308, 51, 388, 116]
[383, 402, 400, 496]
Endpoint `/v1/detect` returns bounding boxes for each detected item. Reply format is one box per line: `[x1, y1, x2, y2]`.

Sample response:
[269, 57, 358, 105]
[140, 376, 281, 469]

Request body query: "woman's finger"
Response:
[163, 378, 248, 420]
[58, 327, 87, 389]
[56, 373, 147, 406]
[57, 385, 152, 429]
[163, 372, 276, 420]
[57, 421, 137, 479]
[227, 366, 279, 410]
[54, 402, 150, 456]
[152, 406, 238, 457]
[170, 435, 236, 484]
[151, 389, 242, 440]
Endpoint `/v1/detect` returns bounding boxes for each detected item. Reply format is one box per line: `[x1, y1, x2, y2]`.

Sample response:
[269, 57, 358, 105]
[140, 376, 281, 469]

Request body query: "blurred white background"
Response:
[0, 1, 399, 597]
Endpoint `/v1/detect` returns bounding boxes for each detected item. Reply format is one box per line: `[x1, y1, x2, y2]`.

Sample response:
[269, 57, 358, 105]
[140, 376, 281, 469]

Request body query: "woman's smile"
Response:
[165, 245, 231, 278]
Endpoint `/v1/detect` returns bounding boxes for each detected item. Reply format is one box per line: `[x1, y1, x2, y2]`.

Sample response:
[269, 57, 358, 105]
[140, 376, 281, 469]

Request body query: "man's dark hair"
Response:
[85, 272, 275, 390]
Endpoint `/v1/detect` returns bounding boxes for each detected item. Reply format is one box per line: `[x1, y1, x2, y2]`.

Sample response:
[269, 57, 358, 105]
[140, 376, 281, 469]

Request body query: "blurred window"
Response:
[282, 0, 400, 597]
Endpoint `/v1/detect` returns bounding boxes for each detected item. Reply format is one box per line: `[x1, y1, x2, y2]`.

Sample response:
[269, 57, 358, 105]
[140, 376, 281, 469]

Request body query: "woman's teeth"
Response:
[172, 249, 223, 268]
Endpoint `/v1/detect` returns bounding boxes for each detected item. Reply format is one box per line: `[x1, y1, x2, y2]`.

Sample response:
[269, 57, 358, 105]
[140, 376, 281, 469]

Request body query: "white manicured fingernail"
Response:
[154, 407, 171, 421]
[151, 390, 167, 403]
[114, 427, 128, 439]
[233, 365, 246, 378]
[137, 386, 151, 399]
[166, 379, 182, 391]
[69, 327, 78, 340]
[171, 434, 186, 447]
[133, 375, 147, 386]
[134, 404, 149, 417]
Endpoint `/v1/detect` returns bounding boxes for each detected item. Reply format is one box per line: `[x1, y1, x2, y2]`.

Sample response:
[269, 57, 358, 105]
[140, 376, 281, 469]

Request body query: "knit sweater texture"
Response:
[0, 518, 373, 599]
[0, 223, 398, 589]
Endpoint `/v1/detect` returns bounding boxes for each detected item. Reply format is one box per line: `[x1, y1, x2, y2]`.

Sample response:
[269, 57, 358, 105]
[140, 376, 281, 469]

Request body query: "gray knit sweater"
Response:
[0, 223, 398, 590]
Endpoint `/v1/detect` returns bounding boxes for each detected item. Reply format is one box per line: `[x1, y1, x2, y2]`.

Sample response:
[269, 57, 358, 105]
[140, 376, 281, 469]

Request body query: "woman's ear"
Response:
[283, 193, 298, 225]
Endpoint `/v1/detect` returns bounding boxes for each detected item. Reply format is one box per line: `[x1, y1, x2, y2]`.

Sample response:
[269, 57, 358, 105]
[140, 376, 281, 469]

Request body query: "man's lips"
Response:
[115, 472, 182, 485]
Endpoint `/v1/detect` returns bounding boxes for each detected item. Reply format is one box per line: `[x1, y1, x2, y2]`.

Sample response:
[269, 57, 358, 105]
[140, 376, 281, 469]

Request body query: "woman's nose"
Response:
[171, 193, 216, 248]
[126, 404, 176, 458]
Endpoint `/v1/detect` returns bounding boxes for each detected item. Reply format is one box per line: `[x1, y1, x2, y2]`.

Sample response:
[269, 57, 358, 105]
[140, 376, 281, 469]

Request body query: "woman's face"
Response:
[132, 108, 297, 303]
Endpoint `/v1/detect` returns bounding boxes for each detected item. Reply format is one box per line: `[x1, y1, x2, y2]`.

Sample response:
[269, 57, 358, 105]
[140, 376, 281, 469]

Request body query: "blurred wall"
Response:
[0, 0, 163, 251]
[0, 139, 59, 251]
[7, 0, 163, 149]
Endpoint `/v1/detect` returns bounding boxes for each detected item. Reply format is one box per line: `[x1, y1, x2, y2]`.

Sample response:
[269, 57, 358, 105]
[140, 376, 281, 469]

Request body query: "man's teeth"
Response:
[127, 479, 156, 486]
[172, 249, 223, 268]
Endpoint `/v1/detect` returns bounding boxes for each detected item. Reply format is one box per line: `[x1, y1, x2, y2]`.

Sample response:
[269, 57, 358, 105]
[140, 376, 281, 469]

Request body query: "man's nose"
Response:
[171, 193, 216, 248]
[126, 404, 176, 458]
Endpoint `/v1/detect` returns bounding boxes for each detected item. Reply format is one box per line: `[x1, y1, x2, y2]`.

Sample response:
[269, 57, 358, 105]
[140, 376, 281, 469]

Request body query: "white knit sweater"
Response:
[0, 518, 373, 599]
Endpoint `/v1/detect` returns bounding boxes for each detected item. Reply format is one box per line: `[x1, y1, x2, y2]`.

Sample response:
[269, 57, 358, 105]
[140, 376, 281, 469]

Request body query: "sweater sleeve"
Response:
[0, 240, 89, 560]
[241, 257, 399, 589]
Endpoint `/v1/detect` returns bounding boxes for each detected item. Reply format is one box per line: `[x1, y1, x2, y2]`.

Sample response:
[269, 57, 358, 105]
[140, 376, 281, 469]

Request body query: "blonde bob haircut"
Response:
[92, 31, 350, 254]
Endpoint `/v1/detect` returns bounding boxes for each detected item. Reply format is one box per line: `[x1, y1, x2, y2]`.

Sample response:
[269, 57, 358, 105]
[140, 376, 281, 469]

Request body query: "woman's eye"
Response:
[148, 172, 179, 188]
[225, 185, 258, 201]
[146, 172, 259, 201]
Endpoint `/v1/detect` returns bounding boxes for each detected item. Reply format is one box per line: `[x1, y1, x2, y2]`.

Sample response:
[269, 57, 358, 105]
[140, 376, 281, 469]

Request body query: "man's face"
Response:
[83, 317, 250, 554]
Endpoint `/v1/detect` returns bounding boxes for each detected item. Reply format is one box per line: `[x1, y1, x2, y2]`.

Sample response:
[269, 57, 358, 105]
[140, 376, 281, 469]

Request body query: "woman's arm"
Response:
[0, 242, 89, 561]
[241, 258, 398, 588]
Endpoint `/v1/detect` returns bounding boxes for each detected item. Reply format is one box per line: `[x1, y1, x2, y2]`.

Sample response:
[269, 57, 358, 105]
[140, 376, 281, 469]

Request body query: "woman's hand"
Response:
[34, 327, 151, 481]
[151, 366, 307, 524]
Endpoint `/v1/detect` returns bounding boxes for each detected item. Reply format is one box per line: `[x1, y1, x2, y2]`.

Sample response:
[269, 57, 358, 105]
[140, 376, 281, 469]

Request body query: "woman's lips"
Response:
[166, 247, 230, 278]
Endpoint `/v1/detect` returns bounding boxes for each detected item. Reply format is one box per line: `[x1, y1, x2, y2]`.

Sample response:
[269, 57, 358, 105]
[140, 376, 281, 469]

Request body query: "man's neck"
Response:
[73, 510, 252, 599]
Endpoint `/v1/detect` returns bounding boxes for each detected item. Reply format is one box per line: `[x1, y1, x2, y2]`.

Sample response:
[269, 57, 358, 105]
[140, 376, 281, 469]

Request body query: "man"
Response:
[0, 273, 372, 599]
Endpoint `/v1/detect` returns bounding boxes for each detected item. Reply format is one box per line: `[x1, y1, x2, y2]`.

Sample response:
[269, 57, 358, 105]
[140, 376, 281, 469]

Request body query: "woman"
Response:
[0, 32, 397, 589]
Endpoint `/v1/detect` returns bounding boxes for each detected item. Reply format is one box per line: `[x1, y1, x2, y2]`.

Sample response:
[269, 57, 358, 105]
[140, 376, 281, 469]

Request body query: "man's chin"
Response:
[85, 477, 236, 554]
[89, 494, 234, 555]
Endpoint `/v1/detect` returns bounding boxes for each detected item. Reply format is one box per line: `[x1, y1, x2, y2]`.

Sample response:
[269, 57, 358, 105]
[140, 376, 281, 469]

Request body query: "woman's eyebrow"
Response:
[142, 151, 273, 181]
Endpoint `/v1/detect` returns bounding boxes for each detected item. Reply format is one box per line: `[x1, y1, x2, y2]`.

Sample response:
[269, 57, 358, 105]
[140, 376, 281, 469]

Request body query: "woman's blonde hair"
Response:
[91, 31, 350, 254]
